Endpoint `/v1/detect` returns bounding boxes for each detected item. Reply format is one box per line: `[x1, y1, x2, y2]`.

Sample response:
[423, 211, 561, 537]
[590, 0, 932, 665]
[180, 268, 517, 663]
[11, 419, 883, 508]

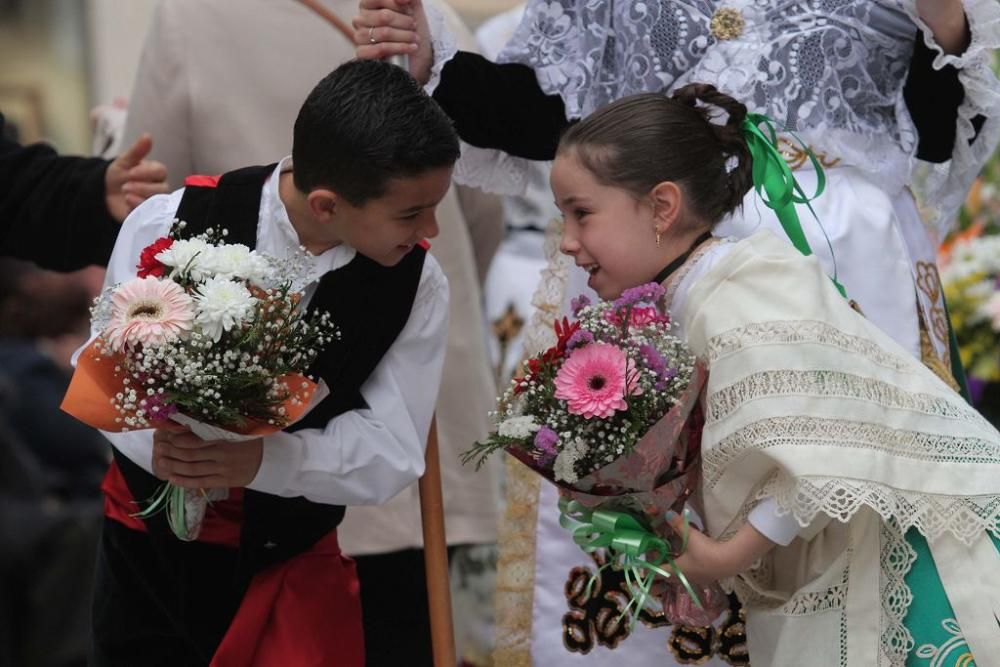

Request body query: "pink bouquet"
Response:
[465, 283, 722, 623]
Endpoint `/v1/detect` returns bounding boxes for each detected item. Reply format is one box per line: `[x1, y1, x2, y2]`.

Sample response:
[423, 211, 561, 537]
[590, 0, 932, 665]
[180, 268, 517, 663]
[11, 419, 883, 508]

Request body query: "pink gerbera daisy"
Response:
[554, 342, 640, 418]
[105, 277, 195, 352]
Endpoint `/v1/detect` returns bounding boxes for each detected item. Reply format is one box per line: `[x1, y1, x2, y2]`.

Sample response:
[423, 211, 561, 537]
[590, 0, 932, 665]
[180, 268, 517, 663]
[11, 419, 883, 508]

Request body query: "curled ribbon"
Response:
[741, 113, 847, 299]
[558, 497, 702, 628]
[132, 483, 199, 541]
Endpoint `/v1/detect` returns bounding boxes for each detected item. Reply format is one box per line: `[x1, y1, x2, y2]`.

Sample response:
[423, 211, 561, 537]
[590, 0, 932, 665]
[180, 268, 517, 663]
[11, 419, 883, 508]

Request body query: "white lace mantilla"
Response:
[438, 0, 1000, 236]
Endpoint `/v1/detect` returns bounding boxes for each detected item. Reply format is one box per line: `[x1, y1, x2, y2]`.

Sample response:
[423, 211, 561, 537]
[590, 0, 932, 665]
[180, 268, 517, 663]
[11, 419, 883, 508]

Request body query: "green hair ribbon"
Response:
[740, 113, 846, 299]
[558, 497, 701, 628]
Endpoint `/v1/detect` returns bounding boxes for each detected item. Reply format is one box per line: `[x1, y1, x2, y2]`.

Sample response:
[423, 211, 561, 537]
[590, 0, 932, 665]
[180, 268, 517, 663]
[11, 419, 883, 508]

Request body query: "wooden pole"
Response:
[419, 415, 456, 667]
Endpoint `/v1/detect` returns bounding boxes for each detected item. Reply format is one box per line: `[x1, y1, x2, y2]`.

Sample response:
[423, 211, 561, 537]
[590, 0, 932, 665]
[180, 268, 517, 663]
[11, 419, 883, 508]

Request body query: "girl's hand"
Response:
[354, 0, 433, 85]
[152, 427, 263, 488]
[665, 511, 779, 585]
[916, 0, 969, 55]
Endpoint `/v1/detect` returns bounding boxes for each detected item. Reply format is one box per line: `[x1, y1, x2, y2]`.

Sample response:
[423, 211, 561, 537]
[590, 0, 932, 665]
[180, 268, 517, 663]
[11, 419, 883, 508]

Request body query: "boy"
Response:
[87, 60, 457, 666]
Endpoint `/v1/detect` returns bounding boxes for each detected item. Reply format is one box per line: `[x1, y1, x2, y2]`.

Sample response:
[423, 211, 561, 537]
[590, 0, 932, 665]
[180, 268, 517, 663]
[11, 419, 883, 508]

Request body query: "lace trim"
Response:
[706, 369, 982, 424]
[521, 218, 571, 357]
[423, 2, 457, 95]
[452, 143, 543, 196]
[706, 320, 913, 372]
[754, 472, 1000, 546]
[907, 0, 1000, 239]
[782, 571, 849, 617]
[493, 216, 569, 666]
[705, 415, 1000, 490]
[878, 522, 916, 667]
[662, 237, 724, 313]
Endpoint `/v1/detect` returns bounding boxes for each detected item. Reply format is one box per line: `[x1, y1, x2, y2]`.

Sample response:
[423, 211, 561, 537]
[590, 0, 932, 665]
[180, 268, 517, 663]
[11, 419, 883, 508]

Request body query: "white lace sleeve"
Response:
[422, 1, 457, 95]
[422, 2, 540, 196]
[904, 0, 1000, 239]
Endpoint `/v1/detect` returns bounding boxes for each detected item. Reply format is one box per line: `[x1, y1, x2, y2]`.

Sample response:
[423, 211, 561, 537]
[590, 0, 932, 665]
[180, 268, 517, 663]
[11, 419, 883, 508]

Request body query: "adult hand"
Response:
[353, 0, 433, 85]
[152, 426, 264, 489]
[916, 0, 969, 55]
[104, 133, 169, 223]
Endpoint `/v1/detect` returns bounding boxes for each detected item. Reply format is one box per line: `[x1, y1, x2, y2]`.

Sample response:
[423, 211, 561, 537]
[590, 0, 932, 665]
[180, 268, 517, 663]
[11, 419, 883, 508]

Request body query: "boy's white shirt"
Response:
[80, 158, 450, 506]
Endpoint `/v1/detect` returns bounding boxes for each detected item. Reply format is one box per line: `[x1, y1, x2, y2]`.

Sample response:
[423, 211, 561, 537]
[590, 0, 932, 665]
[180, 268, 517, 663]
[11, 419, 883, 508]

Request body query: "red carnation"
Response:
[137, 237, 174, 278]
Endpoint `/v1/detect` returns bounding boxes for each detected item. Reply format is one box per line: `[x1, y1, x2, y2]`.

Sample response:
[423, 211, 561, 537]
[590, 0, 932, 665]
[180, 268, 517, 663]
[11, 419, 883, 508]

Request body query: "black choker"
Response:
[651, 231, 713, 285]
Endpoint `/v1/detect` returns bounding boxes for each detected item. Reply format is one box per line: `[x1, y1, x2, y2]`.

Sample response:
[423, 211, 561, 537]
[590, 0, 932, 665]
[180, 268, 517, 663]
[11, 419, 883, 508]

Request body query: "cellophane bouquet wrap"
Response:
[63, 223, 339, 540]
[465, 283, 721, 623]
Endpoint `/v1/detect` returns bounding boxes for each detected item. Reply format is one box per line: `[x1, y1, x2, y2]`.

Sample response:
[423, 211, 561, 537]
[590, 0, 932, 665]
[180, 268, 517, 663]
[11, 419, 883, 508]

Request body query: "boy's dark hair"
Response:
[559, 84, 754, 227]
[292, 59, 460, 206]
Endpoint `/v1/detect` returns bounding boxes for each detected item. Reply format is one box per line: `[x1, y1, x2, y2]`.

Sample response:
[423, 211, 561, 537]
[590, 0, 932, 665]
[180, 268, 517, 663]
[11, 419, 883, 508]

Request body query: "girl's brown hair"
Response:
[558, 83, 754, 226]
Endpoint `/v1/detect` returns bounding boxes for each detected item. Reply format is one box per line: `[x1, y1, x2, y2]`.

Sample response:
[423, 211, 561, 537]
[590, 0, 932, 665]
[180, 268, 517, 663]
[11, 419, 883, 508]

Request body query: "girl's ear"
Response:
[306, 188, 339, 223]
[650, 181, 683, 234]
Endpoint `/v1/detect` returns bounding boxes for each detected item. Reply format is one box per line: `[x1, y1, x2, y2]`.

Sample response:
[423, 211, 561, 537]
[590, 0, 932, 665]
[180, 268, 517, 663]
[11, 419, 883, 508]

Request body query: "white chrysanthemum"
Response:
[193, 276, 256, 342]
[496, 415, 541, 439]
[156, 238, 213, 281]
[201, 243, 271, 284]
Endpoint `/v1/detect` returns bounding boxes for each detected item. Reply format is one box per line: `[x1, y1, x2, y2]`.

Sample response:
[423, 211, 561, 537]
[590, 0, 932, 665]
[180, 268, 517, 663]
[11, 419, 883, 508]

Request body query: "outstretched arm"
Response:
[666, 511, 778, 586]
[1, 115, 168, 271]
[354, 0, 569, 160]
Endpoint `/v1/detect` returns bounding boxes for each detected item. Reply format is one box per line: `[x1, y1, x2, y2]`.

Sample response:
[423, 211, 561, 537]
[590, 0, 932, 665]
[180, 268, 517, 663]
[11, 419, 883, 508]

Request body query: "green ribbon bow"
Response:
[741, 113, 847, 299]
[558, 497, 702, 628]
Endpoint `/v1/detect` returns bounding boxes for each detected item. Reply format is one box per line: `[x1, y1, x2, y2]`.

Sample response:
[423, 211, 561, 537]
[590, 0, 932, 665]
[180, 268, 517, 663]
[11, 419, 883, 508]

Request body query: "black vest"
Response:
[113, 164, 427, 583]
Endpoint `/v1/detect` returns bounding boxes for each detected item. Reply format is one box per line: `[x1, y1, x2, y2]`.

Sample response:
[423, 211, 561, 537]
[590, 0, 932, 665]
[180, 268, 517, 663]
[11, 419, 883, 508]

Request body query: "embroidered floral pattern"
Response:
[914, 619, 975, 667]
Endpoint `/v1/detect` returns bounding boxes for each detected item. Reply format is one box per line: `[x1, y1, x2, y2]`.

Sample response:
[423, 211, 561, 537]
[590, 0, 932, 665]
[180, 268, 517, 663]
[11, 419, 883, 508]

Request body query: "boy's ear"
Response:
[306, 188, 341, 223]
[650, 181, 683, 233]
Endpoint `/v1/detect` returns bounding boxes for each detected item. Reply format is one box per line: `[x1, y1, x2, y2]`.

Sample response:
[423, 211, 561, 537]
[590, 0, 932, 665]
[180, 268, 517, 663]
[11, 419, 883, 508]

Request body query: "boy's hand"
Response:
[353, 0, 433, 85]
[152, 427, 264, 488]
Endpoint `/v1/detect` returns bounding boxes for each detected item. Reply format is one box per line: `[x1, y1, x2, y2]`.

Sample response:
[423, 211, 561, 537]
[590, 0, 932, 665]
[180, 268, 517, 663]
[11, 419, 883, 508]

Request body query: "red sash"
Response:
[101, 461, 364, 666]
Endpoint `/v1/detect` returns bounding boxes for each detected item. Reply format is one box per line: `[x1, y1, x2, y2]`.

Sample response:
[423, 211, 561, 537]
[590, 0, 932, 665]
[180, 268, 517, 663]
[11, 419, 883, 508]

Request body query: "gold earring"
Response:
[656, 231, 662, 247]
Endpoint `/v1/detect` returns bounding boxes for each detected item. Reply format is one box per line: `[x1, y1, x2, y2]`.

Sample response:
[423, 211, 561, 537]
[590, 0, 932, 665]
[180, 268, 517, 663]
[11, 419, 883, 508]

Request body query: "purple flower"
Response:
[638, 344, 666, 376]
[144, 392, 178, 421]
[566, 329, 595, 349]
[534, 426, 559, 465]
[654, 367, 678, 392]
[570, 294, 592, 316]
[614, 282, 666, 309]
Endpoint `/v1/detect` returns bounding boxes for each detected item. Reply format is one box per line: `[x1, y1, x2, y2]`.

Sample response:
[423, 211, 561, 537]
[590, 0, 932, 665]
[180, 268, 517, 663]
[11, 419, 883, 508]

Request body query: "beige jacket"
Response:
[122, 0, 502, 554]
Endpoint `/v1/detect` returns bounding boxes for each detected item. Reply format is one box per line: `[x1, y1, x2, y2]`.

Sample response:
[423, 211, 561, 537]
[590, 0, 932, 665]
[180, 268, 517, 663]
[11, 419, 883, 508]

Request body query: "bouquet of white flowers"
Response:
[64, 223, 339, 539]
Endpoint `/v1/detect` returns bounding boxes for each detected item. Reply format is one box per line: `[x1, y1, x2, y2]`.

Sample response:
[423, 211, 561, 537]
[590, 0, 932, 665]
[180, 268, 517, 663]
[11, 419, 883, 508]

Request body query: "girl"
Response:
[357, 4, 1000, 662]
[550, 84, 1000, 666]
